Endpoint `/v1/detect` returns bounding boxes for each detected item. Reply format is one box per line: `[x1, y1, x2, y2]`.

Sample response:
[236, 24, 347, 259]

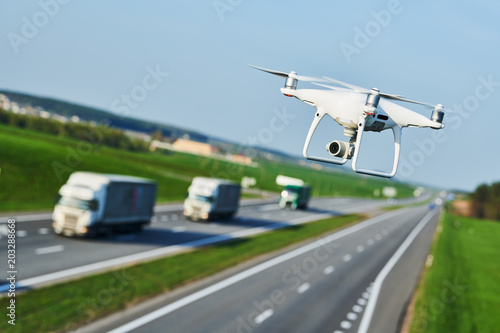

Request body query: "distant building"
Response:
[172, 138, 215, 156]
[230, 154, 252, 165]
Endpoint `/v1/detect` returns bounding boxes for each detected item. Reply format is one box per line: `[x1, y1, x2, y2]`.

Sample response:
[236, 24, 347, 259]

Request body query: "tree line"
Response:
[470, 182, 500, 221]
[0, 109, 149, 152]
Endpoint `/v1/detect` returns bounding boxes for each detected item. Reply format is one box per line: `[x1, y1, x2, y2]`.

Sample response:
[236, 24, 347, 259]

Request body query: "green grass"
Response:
[0, 124, 415, 212]
[409, 211, 500, 332]
[0, 213, 364, 333]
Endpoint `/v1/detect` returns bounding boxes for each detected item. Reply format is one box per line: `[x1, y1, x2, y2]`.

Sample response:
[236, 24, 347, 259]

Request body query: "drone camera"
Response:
[326, 140, 354, 159]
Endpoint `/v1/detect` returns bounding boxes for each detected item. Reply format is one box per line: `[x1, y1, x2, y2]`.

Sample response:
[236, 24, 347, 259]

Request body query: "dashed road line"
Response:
[323, 266, 335, 275]
[297, 282, 311, 294]
[35, 245, 64, 255]
[334, 283, 372, 333]
[357, 209, 438, 333]
[342, 254, 352, 262]
[340, 320, 352, 329]
[254, 309, 273, 324]
[38, 228, 49, 235]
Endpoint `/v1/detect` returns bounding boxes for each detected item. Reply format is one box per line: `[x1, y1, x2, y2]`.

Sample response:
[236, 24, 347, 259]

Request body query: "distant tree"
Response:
[470, 182, 500, 221]
[151, 130, 163, 141]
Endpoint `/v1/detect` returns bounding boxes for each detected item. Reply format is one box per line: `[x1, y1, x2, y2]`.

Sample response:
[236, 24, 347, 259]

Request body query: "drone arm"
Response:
[303, 108, 348, 165]
[351, 116, 402, 178]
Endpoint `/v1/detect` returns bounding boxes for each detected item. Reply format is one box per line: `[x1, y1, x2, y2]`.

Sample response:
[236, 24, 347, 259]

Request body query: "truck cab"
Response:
[279, 184, 311, 210]
[183, 177, 240, 221]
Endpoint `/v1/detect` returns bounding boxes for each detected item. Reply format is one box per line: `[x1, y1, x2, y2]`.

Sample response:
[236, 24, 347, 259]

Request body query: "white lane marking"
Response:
[297, 283, 311, 294]
[171, 214, 179, 221]
[254, 309, 273, 324]
[356, 245, 364, 253]
[342, 254, 352, 262]
[347, 312, 357, 320]
[375, 233, 382, 240]
[17, 230, 27, 237]
[106, 209, 414, 333]
[171, 226, 186, 233]
[340, 320, 352, 329]
[35, 245, 64, 255]
[38, 228, 49, 235]
[333, 331, 344, 333]
[353, 305, 363, 313]
[366, 239, 374, 246]
[357, 298, 367, 306]
[151, 216, 157, 223]
[357, 209, 438, 333]
[362, 292, 369, 299]
[323, 266, 335, 275]
[161, 215, 168, 222]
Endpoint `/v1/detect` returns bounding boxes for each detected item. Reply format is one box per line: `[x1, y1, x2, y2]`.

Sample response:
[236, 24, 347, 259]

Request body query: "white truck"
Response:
[183, 177, 241, 221]
[52, 172, 157, 237]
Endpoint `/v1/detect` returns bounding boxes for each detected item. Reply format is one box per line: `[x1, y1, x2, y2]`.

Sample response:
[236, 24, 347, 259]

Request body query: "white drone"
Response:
[249, 65, 446, 178]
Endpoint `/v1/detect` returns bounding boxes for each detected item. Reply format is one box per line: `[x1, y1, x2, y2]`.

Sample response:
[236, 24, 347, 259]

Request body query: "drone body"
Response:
[250, 65, 445, 178]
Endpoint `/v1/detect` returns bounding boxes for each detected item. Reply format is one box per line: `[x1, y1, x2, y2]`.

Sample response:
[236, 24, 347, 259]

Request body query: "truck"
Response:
[279, 184, 311, 210]
[52, 172, 157, 237]
[183, 177, 241, 221]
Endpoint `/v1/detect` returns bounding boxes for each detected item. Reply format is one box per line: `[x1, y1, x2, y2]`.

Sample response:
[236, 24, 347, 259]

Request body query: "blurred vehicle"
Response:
[52, 172, 157, 237]
[279, 184, 311, 210]
[183, 177, 241, 221]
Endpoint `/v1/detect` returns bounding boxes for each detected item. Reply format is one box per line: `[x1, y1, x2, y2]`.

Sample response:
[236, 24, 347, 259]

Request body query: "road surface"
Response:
[74, 204, 440, 333]
[0, 196, 396, 290]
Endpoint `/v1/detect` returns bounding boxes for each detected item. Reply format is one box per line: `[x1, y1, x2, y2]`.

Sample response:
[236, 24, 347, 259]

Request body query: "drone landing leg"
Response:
[303, 109, 348, 165]
[351, 116, 401, 178]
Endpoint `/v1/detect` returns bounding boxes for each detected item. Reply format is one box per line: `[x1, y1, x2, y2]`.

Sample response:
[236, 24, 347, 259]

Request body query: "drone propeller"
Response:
[321, 76, 441, 108]
[311, 82, 355, 92]
[248, 64, 325, 82]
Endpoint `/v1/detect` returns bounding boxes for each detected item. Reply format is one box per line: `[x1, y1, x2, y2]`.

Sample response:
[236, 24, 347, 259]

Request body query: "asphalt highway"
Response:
[0, 196, 394, 291]
[75, 203, 440, 333]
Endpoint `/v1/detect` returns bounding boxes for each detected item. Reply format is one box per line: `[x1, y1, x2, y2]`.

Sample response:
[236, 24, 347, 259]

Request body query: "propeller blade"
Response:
[379, 92, 406, 99]
[381, 94, 435, 108]
[311, 82, 355, 92]
[247, 64, 288, 78]
[295, 74, 327, 82]
[322, 76, 370, 93]
[248, 64, 325, 82]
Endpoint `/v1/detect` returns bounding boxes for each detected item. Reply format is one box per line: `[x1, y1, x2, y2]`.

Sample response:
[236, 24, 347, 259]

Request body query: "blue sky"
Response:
[1, 0, 499, 192]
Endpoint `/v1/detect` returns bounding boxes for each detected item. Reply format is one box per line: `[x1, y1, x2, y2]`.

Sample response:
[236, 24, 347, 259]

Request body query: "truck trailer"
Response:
[183, 177, 241, 221]
[279, 184, 311, 210]
[52, 172, 157, 237]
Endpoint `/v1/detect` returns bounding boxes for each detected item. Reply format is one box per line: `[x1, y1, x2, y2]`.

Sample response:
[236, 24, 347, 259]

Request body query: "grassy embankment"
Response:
[0, 124, 414, 212]
[409, 211, 500, 332]
[0, 213, 364, 332]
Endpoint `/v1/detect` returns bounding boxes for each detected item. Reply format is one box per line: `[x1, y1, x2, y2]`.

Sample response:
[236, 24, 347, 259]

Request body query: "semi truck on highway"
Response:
[279, 184, 311, 210]
[183, 177, 241, 221]
[52, 172, 157, 237]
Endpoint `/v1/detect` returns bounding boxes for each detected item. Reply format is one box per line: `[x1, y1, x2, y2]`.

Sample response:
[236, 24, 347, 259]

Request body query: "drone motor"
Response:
[285, 73, 298, 90]
[431, 104, 445, 124]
